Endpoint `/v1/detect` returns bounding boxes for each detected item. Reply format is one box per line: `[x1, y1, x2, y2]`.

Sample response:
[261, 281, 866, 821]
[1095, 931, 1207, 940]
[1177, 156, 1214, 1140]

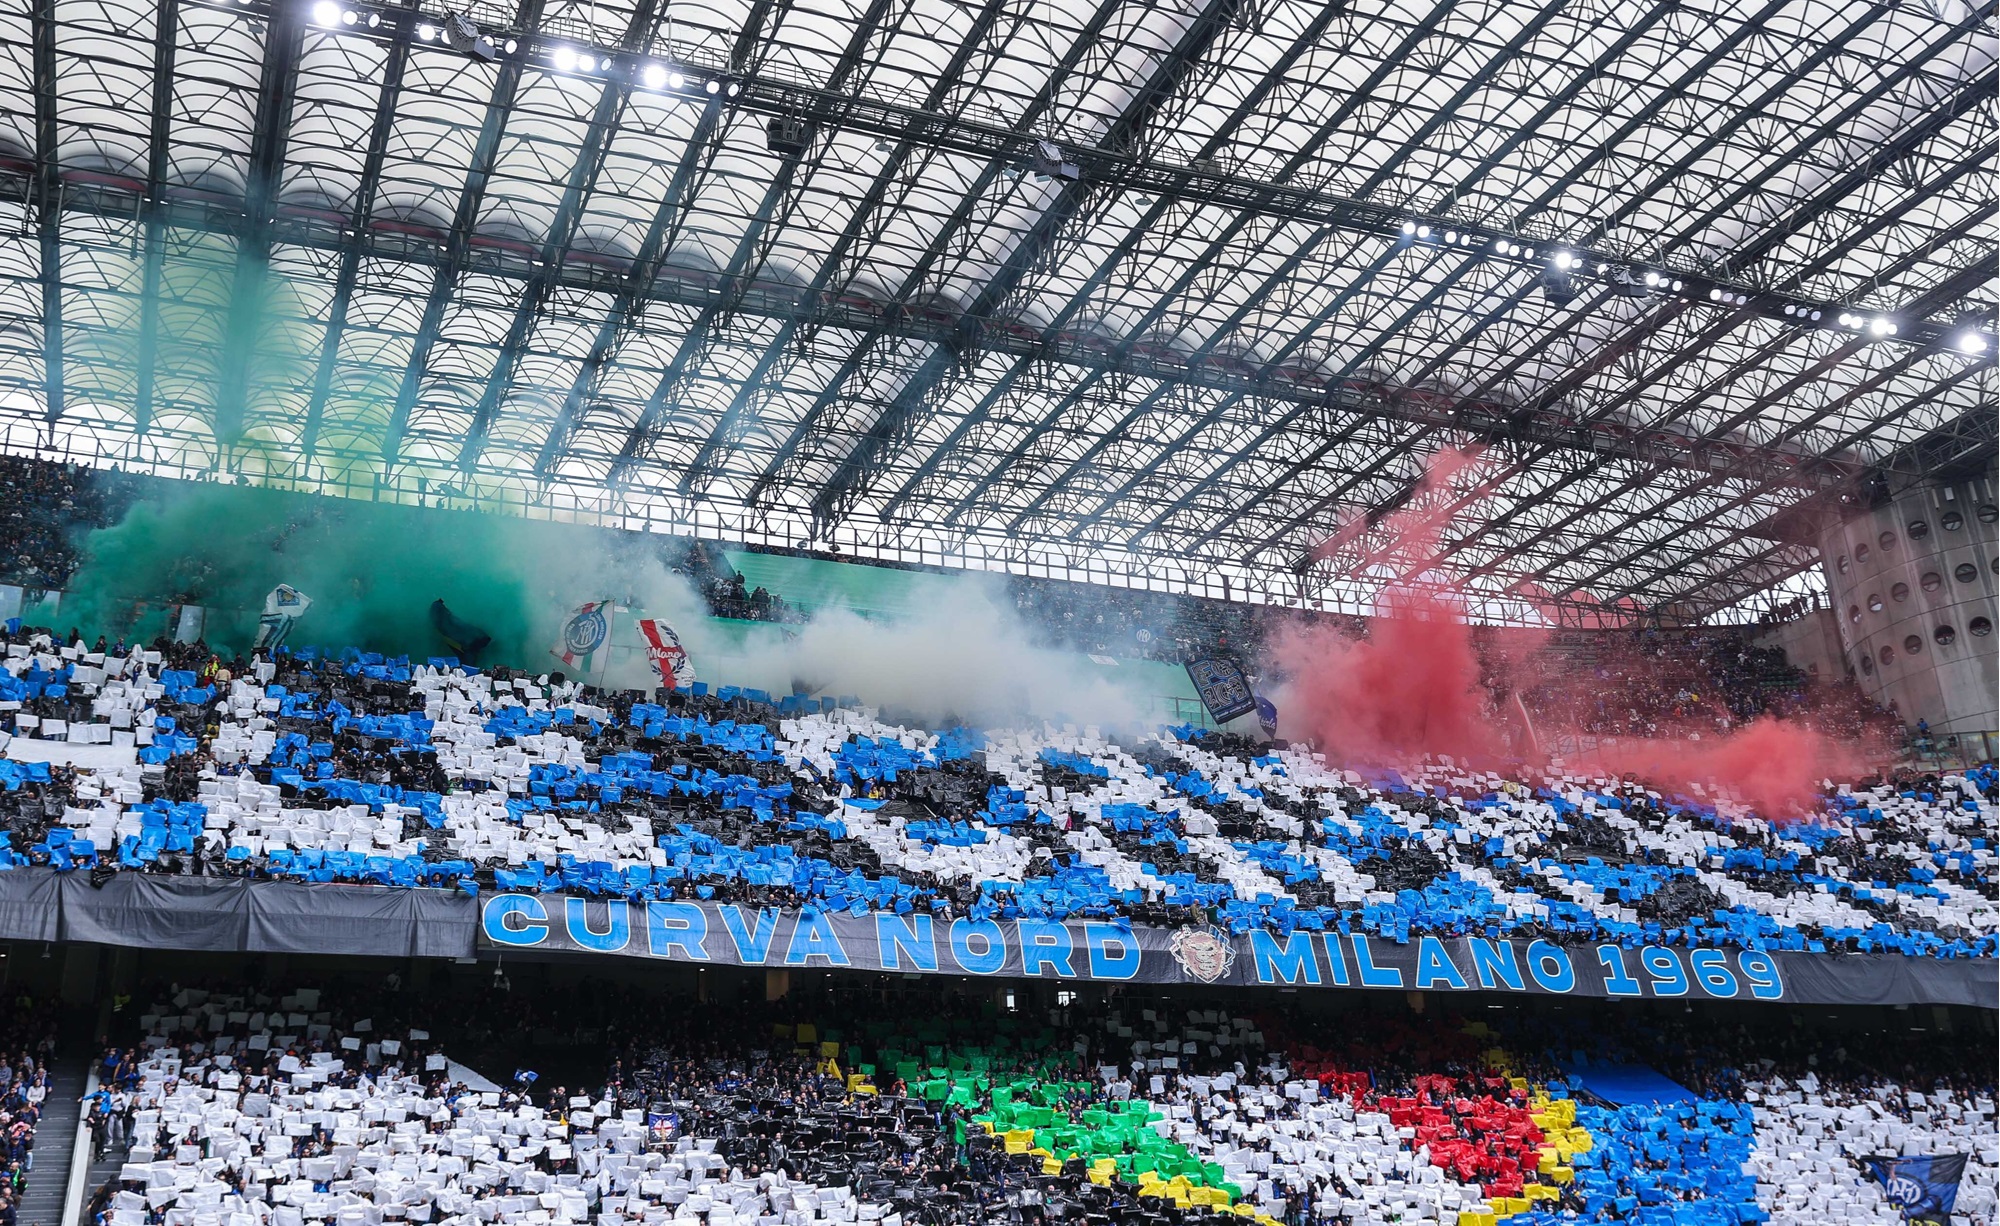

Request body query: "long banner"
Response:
[477, 893, 1998, 1008]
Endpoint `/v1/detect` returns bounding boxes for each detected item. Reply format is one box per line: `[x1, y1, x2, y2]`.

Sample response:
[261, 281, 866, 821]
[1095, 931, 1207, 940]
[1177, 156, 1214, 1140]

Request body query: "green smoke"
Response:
[60, 483, 670, 667]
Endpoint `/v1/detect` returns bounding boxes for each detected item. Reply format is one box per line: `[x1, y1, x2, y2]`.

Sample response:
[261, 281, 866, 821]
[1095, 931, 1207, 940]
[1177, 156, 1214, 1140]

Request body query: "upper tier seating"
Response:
[0, 631, 1991, 959]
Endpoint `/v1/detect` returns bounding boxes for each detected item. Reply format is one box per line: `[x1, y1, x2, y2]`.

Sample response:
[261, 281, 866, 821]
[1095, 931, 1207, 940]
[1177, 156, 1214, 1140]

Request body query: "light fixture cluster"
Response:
[1391, 215, 1987, 355]
[546, 44, 739, 96]
[1836, 311, 1898, 337]
[312, 1, 380, 28]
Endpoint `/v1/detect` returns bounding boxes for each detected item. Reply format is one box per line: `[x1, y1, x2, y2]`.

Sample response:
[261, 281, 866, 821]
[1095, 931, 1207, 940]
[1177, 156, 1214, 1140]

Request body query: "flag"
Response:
[554, 599, 614, 675]
[635, 617, 696, 690]
[1862, 1154, 1967, 1224]
[1185, 656, 1256, 724]
[1254, 694, 1278, 738]
[253, 584, 312, 654]
[429, 600, 493, 664]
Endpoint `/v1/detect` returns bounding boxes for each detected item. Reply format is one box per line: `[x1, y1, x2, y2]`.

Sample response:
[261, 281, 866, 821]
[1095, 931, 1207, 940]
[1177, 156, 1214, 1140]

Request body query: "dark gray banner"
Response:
[0, 871, 478, 957]
[0, 871, 1988, 1008]
[477, 893, 1999, 1008]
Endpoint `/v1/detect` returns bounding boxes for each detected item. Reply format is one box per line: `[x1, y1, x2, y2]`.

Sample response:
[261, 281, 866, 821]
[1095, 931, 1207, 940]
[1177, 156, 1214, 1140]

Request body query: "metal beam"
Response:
[132, 0, 181, 439]
[299, 26, 414, 458]
[213, 0, 307, 451]
[606, 0, 916, 493]
[938, 0, 1506, 531]
[31, 0, 58, 428]
[529, 0, 787, 475]
[808, 0, 1261, 528]
[378, 0, 549, 468]
[721, 0, 1143, 513]
[1075, 0, 1687, 543]
[874, 0, 1357, 522]
[453, 0, 662, 471]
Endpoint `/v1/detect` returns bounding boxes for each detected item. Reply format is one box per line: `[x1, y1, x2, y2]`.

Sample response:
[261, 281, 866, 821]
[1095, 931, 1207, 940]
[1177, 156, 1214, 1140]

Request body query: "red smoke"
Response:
[1576, 717, 1873, 819]
[1269, 448, 1880, 819]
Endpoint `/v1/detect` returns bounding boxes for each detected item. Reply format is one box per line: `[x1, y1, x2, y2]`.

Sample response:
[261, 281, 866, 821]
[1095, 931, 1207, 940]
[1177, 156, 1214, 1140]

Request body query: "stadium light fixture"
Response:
[642, 63, 666, 88]
[416, 22, 436, 39]
[1401, 221, 1417, 236]
[1959, 332, 1989, 354]
[311, 0, 338, 24]
[552, 46, 577, 71]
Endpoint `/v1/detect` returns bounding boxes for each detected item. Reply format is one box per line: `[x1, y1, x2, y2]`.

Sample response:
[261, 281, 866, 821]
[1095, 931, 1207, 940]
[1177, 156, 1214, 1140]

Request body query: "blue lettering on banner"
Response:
[1250, 930, 1322, 985]
[785, 908, 850, 965]
[1690, 950, 1739, 998]
[645, 902, 710, 961]
[1017, 920, 1077, 977]
[564, 897, 630, 953]
[1739, 950, 1784, 1000]
[950, 918, 1008, 975]
[1414, 936, 1468, 990]
[483, 894, 549, 947]
[1525, 939, 1576, 993]
[1639, 946, 1689, 996]
[1083, 923, 1140, 980]
[1594, 945, 1642, 997]
[1468, 938, 1524, 992]
[718, 906, 781, 964]
[1322, 932, 1350, 986]
[1350, 935, 1404, 988]
[875, 913, 939, 972]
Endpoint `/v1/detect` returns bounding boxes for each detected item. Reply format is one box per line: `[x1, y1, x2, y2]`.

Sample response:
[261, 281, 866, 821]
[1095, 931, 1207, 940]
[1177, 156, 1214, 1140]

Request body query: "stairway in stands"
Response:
[14, 1054, 87, 1226]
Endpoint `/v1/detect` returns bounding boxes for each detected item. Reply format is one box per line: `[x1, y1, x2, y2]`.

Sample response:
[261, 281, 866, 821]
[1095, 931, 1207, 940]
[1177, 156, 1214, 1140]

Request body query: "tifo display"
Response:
[0, 624, 1990, 985]
[79, 977, 1997, 1226]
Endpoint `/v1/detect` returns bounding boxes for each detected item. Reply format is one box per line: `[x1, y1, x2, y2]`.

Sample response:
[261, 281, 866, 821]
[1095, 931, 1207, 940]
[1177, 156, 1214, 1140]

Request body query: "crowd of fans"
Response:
[0, 619, 1990, 960]
[73, 973, 1998, 1226]
[1512, 630, 1907, 748]
[0, 1003, 58, 1226]
[0, 457, 142, 591]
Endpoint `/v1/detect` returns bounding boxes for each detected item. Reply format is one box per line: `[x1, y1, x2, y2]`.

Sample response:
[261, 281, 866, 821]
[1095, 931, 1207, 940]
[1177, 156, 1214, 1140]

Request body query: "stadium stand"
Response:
[0, 623, 1990, 960]
[0, 1005, 59, 1226]
[73, 976, 1997, 1226]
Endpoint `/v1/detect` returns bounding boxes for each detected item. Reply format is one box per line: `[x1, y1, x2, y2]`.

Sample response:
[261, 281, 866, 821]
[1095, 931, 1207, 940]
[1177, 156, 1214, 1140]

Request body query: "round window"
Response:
[1955, 563, 1978, 584]
[1856, 543, 1872, 564]
[1879, 530, 1896, 551]
[1848, 604, 1862, 624]
[1868, 593, 1884, 613]
[1908, 519, 1929, 540]
[1979, 504, 1997, 525]
[1934, 625, 1957, 646]
[1837, 555, 1851, 574]
[1903, 634, 1923, 655]
[1891, 582, 1909, 602]
[1942, 510, 1964, 531]
[1878, 645, 1895, 666]
[1859, 654, 1875, 675]
[1972, 617, 1994, 638]
[1921, 571, 1943, 592]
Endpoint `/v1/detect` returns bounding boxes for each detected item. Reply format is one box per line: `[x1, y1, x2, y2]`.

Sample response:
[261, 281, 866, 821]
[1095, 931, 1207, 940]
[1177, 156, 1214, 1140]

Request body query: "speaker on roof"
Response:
[767, 116, 810, 157]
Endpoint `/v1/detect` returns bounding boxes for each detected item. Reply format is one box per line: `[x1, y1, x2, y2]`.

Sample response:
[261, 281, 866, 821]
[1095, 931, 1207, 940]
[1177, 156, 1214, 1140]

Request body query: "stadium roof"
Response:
[0, 0, 1992, 623]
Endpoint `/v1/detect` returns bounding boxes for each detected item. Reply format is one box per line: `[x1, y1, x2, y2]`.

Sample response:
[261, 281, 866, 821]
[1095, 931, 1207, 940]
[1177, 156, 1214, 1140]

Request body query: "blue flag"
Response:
[1863, 1154, 1966, 1225]
[1254, 694, 1278, 738]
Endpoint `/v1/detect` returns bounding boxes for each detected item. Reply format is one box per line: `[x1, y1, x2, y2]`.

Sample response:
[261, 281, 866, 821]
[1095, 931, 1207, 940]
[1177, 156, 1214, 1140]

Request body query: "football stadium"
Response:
[0, 2, 1993, 1225]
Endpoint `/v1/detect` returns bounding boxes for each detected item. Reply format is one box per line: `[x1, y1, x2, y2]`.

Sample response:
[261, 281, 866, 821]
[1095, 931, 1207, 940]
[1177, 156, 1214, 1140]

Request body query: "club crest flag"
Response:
[1185, 656, 1256, 724]
[1862, 1154, 1966, 1225]
[636, 618, 696, 690]
[554, 599, 614, 675]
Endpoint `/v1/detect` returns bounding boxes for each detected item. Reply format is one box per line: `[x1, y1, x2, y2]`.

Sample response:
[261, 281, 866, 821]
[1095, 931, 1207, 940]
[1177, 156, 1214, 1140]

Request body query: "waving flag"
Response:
[636, 618, 696, 690]
[1863, 1154, 1967, 1225]
[554, 599, 615, 675]
[253, 584, 312, 653]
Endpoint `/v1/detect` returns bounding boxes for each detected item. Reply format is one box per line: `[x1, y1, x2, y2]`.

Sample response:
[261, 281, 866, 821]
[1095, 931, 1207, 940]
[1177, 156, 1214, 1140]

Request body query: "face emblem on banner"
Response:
[1886, 1176, 1926, 1207]
[1170, 924, 1236, 983]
